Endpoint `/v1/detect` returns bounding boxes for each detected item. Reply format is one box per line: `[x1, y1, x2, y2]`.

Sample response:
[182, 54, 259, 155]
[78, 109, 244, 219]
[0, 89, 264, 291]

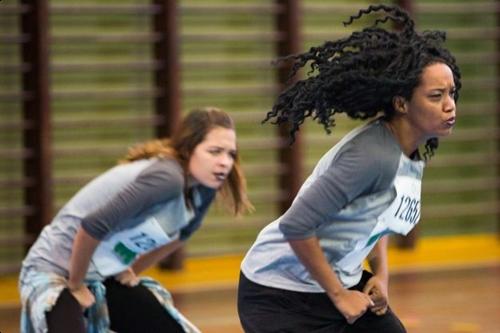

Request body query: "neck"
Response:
[187, 175, 199, 188]
[384, 118, 421, 157]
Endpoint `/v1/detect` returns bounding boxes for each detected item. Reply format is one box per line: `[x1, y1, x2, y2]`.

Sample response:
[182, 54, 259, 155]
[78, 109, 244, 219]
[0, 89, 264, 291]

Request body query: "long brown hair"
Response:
[121, 107, 252, 215]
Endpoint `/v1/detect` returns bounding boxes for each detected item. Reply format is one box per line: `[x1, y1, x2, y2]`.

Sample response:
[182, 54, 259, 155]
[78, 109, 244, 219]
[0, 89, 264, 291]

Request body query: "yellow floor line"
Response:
[387, 233, 500, 272]
[0, 233, 498, 305]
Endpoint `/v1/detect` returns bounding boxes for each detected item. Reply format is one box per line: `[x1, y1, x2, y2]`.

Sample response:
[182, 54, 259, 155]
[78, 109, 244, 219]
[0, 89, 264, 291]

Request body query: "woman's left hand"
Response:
[115, 267, 140, 287]
[363, 275, 388, 316]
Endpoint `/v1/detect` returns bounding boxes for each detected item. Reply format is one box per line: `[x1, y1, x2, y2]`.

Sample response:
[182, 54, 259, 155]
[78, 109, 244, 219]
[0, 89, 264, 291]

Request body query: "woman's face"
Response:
[405, 62, 457, 141]
[188, 126, 237, 189]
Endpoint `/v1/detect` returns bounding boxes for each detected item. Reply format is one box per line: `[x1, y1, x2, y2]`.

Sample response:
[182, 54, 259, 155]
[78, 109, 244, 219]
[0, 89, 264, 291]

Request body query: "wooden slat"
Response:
[453, 103, 495, 116]
[53, 115, 164, 128]
[184, 84, 277, 96]
[0, 35, 29, 44]
[53, 146, 124, 157]
[462, 77, 498, 90]
[50, 85, 276, 100]
[304, 28, 500, 41]
[444, 128, 500, 142]
[428, 152, 499, 167]
[182, 31, 282, 43]
[302, 2, 499, 15]
[0, 206, 35, 218]
[247, 189, 285, 204]
[456, 51, 499, 65]
[238, 137, 285, 150]
[0, 149, 33, 159]
[52, 61, 160, 72]
[19, 0, 53, 244]
[0, 179, 35, 188]
[50, 4, 160, 15]
[52, 88, 161, 100]
[304, 3, 396, 14]
[0, 263, 21, 275]
[447, 27, 499, 40]
[0, 120, 34, 131]
[183, 58, 273, 69]
[424, 201, 500, 219]
[51, 33, 162, 44]
[242, 163, 285, 176]
[424, 177, 500, 193]
[229, 111, 269, 123]
[52, 175, 98, 186]
[0, 64, 31, 73]
[0, 91, 32, 101]
[416, 2, 500, 14]
[0, 4, 30, 15]
[0, 235, 32, 246]
[181, 3, 281, 14]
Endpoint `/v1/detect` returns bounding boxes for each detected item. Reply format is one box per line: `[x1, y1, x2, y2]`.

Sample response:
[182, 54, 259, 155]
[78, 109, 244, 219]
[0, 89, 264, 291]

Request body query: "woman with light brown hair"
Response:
[20, 107, 252, 333]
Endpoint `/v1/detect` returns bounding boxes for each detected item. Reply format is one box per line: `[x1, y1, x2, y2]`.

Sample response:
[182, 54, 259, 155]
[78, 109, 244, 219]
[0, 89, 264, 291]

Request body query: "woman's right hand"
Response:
[115, 267, 140, 287]
[331, 289, 374, 324]
[69, 285, 96, 309]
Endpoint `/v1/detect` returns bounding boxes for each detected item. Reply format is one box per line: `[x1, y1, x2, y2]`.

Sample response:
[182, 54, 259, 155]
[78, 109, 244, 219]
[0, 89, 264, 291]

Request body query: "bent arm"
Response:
[289, 237, 373, 324]
[132, 239, 183, 275]
[367, 235, 389, 284]
[289, 237, 344, 298]
[68, 227, 100, 290]
[364, 235, 390, 315]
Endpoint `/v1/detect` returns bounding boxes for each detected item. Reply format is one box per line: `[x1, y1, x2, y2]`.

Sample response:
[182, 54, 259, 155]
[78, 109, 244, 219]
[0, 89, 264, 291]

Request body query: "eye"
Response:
[208, 148, 222, 156]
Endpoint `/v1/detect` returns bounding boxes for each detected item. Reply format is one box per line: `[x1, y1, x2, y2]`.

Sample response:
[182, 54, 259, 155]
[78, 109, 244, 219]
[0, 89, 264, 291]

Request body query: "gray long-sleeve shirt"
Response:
[21, 158, 215, 280]
[241, 119, 425, 291]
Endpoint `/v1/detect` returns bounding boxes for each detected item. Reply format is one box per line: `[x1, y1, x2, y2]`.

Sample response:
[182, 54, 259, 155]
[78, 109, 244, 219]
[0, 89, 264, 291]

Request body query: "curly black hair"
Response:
[264, 4, 461, 159]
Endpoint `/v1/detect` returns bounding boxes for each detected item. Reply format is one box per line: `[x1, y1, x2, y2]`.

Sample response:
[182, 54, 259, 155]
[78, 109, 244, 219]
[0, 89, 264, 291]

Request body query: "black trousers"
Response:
[45, 278, 185, 333]
[238, 271, 406, 333]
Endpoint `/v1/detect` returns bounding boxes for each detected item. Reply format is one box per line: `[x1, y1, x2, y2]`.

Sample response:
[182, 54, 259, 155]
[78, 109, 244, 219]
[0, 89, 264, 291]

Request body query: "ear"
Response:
[392, 96, 408, 114]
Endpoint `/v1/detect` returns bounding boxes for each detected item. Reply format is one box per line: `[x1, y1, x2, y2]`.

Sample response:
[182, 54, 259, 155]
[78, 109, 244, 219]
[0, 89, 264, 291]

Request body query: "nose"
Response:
[444, 94, 456, 114]
[218, 153, 233, 169]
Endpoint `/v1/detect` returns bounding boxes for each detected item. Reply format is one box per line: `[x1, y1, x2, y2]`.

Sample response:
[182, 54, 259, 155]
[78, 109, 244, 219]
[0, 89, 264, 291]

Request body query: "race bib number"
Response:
[379, 175, 421, 235]
[92, 217, 175, 276]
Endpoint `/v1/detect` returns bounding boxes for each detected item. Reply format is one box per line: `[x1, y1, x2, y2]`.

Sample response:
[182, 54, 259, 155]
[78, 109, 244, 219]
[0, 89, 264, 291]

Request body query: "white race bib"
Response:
[92, 217, 176, 276]
[336, 175, 422, 272]
[378, 175, 421, 235]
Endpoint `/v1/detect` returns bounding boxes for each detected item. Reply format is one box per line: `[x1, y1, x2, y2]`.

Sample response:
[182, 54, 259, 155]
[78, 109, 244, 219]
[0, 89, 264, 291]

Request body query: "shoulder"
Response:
[325, 120, 401, 192]
[135, 158, 185, 193]
[342, 120, 401, 171]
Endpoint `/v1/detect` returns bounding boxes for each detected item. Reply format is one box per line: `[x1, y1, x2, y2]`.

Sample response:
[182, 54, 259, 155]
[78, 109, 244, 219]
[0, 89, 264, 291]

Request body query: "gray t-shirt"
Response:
[21, 158, 215, 280]
[241, 119, 425, 291]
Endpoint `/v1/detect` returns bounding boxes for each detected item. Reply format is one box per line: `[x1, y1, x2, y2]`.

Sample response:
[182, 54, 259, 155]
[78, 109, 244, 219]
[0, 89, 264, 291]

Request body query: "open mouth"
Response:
[445, 117, 456, 127]
[214, 172, 226, 181]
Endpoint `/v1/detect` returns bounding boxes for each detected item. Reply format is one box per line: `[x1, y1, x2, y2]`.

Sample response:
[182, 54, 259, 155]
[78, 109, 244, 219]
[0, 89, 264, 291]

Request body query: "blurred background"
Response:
[0, 0, 498, 332]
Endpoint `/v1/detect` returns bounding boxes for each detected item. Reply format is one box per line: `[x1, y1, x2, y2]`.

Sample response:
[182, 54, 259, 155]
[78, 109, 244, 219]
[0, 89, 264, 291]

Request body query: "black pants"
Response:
[46, 278, 185, 333]
[238, 271, 406, 333]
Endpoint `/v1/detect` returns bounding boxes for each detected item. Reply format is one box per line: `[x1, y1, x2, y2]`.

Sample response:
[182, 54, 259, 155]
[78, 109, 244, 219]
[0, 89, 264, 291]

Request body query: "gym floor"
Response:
[1, 234, 499, 333]
[175, 266, 500, 333]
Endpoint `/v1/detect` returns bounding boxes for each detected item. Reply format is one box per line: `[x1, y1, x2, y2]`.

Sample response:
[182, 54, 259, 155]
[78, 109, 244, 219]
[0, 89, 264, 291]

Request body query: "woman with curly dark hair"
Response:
[238, 5, 461, 333]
